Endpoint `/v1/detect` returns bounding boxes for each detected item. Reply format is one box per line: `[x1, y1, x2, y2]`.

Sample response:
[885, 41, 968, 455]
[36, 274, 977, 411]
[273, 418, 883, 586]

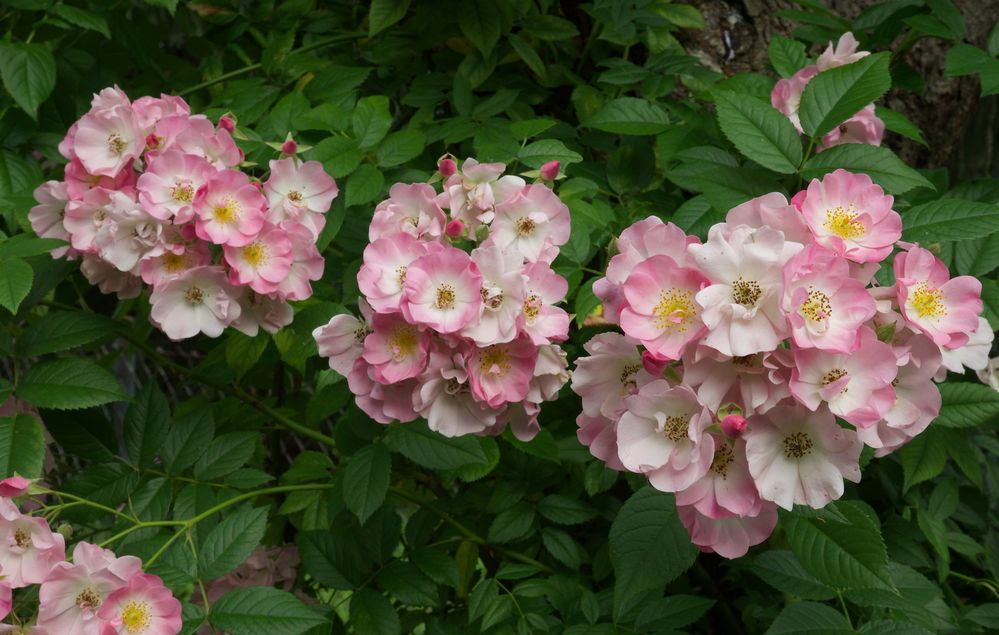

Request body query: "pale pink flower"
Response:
[94, 192, 165, 272]
[139, 240, 212, 287]
[726, 192, 812, 245]
[401, 248, 483, 334]
[798, 169, 902, 263]
[37, 542, 142, 635]
[676, 436, 761, 518]
[571, 332, 655, 419]
[274, 222, 324, 302]
[782, 244, 877, 353]
[193, 169, 267, 247]
[369, 183, 447, 241]
[790, 327, 897, 427]
[29, 181, 70, 257]
[443, 158, 524, 229]
[362, 312, 432, 384]
[616, 381, 715, 492]
[678, 502, 778, 559]
[358, 233, 441, 313]
[313, 307, 372, 377]
[223, 223, 293, 294]
[0, 581, 9, 622]
[745, 404, 862, 510]
[131, 94, 191, 130]
[346, 358, 418, 424]
[0, 512, 65, 587]
[938, 316, 993, 380]
[171, 116, 242, 169]
[414, 346, 500, 437]
[576, 414, 625, 470]
[688, 224, 802, 356]
[0, 478, 28, 499]
[231, 291, 294, 337]
[527, 344, 570, 404]
[463, 244, 525, 346]
[264, 158, 338, 239]
[594, 217, 700, 323]
[681, 347, 790, 416]
[137, 150, 216, 222]
[149, 266, 241, 340]
[519, 261, 569, 345]
[79, 255, 141, 299]
[771, 65, 819, 133]
[978, 357, 999, 392]
[63, 187, 114, 253]
[73, 105, 144, 177]
[494, 401, 543, 442]
[96, 573, 181, 635]
[817, 32, 869, 71]
[63, 159, 136, 201]
[820, 105, 884, 150]
[895, 244, 983, 349]
[486, 185, 570, 263]
[618, 255, 710, 360]
[89, 86, 130, 112]
[467, 336, 538, 408]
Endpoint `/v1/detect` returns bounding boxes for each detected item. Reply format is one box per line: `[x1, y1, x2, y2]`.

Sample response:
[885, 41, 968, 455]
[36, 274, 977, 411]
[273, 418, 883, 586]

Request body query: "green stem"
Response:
[178, 32, 366, 96]
[39, 489, 141, 524]
[837, 591, 853, 629]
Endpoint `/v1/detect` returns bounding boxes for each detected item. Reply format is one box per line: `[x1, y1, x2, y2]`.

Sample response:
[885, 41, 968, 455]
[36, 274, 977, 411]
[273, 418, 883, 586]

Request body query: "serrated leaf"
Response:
[0, 258, 32, 314]
[0, 43, 56, 119]
[162, 410, 214, 475]
[193, 432, 258, 481]
[343, 444, 391, 524]
[901, 199, 999, 243]
[376, 129, 426, 167]
[508, 33, 547, 80]
[954, 233, 999, 276]
[352, 96, 393, 149]
[488, 503, 535, 543]
[876, 106, 928, 146]
[770, 35, 808, 78]
[713, 91, 802, 173]
[541, 528, 581, 568]
[0, 415, 45, 478]
[124, 382, 170, 469]
[518, 139, 583, 169]
[350, 588, 401, 635]
[384, 420, 487, 470]
[634, 595, 716, 631]
[459, 0, 501, 57]
[297, 529, 365, 590]
[609, 487, 697, 619]
[368, 0, 410, 37]
[802, 144, 934, 194]
[752, 550, 837, 600]
[583, 97, 671, 136]
[377, 561, 439, 607]
[935, 382, 999, 428]
[51, 5, 110, 38]
[199, 505, 269, 579]
[209, 587, 328, 635]
[345, 164, 385, 207]
[765, 601, 853, 635]
[784, 500, 892, 591]
[799, 53, 891, 139]
[538, 495, 598, 525]
[16, 358, 126, 410]
[17, 312, 117, 357]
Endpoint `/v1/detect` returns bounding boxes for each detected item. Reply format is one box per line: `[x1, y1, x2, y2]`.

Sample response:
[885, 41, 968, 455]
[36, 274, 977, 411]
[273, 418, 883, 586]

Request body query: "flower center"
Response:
[481, 284, 504, 310]
[395, 266, 407, 287]
[523, 293, 542, 323]
[13, 527, 30, 548]
[731, 278, 762, 307]
[185, 285, 204, 305]
[107, 133, 127, 156]
[353, 324, 372, 341]
[162, 252, 187, 273]
[121, 600, 152, 633]
[653, 288, 696, 331]
[821, 368, 847, 385]
[445, 378, 466, 395]
[387, 324, 419, 361]
[710, 442, 734, 478]
[242, 241, 268, 267]
[619, 362, 642, 394]
[823, 206, 865, 240]
[800, 287, 832, 324]
[213, 197, 239, 225]
[478, 345, 512, 377]
[434, 284, 456, 310]
[663, 415, 689, 443]
[516, 217, 536, 236]
[783, 431, 814, 459]
[287, 190, 303, 203]
[910, 282, 946, 320]
[171, 182, 194, 204]
[75, 587, 103, 612]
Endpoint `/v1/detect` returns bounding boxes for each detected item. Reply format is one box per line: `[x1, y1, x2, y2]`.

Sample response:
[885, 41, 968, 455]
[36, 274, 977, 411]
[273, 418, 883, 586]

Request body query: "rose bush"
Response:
[1, 1, 999, 634]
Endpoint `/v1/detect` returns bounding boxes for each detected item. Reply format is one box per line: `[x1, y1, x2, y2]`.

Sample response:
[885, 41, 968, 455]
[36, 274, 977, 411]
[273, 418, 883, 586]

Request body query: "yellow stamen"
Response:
[910, 282, 946, 320]
[213, 197, 239, 225]
[823, 206, 865, 240]
[478, 345, 512, 376]
[783, 431, 814, 459]
[731, 279, 762, 307]
[435, 284, 456, 310]
[242, 241, 268, 267]
[653, 288, 697, 331]
[121, 600, 152, 633]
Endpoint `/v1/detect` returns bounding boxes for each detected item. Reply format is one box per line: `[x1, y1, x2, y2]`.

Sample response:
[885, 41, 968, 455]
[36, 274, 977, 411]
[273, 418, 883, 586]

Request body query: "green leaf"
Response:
[934, 382, 999, 428]
[982, 279, 999, 330]
[193, 432, 258, 481]
[0, 258, 32, 314]
[124, 382, 171, 469]
[713, 91, 802, 174]
[541, 528, 581, 568]
[508, 33, 547, 80]
[510, 119, 557, 139]
[141, 0, 179, 13]
[377, 561, 439, 607]
[345, 164, 386, 207]
[0, 150, 42, 200]
[802, 144, 934, 194]
[523, 16, 580, 41]
[609, 487, 697, 619]
[538, 495, 598, 525]
[764, 601, 853, 635]
[459, 0, 502, 57]
[583, 97, 671, 136]
[784, 500, 892, 591]
[343, 444, 391, 524]
[17, 312, 117, 357]
[384, 421, 487, 470]
[307, 136, 365, 178]
[210, 586, 328, 635]
[954, 233, 999, 276]
[488, 503, 535, 543]
[751, 550, 837, 601]
[876, 106, 928, 146]
[769, 34, 808, 78]
[0, 43, 56, 119]
[799, 52, 892, 139]
[162, 410, 214, 474]
[350, 588, 401, 635]
[901, 199, 999, 243]
[352, 96, 393, 149]
[0, 235, 65, 261]
[376, 129, 426, 167]
[0, 415, 45, 478]
[518, 139, 583, 169]
[50, 5, 111, 38]
[297, 530, 364, 590]
[635, 595, 716, 631]
[368, 0, 410, 37]
[199, 505, 269, 579]
[16, 358, 127, 410]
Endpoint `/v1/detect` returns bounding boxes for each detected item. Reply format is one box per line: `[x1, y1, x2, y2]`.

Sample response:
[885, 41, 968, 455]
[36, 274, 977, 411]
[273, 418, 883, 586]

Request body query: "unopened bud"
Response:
[56, 522, 74, 539]
[539, 160, 560, 181]
[281, 139, 298, 155]
[145, 133, 161, 150]
[474, 223, 490, 242]
[438, 158, 457, 178]
[218, 115, 236, 132]
[641, 351, 669, 377]
[721, 414, 747, 438]
[446, 219, 465, 238]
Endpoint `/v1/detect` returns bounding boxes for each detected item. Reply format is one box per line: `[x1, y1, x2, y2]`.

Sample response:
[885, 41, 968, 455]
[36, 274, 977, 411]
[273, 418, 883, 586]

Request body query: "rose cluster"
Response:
[771, 32, 885, 150]
[0, 477, 181, 635]
[29, 86, 338, 341]
[314, 158, 572, 439]
[573, 168, 991, 558]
